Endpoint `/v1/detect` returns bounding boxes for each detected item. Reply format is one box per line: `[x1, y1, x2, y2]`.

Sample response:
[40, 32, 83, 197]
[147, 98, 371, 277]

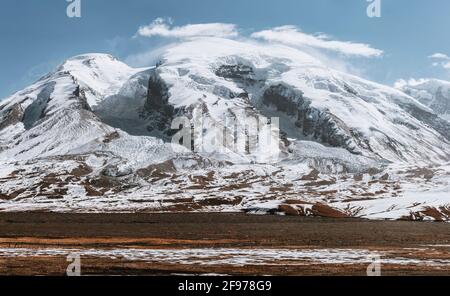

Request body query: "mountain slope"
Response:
[0, 54, 175, 167]
[396, 78, 450, 122]
[137, 37, 450, 163]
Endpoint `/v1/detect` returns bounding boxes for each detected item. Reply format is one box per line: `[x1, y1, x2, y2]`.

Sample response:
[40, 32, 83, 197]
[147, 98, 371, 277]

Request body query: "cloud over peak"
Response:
[136, 19, 383, 59]
[429, 52, 450, 71]
[250, 26, 383, 58]
[136, 18, 238, 39]
[429, 53, 450, 60]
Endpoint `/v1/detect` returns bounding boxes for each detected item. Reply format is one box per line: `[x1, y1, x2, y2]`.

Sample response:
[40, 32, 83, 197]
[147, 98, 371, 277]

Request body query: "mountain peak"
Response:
[55, 53, 143, 107]
[396, 78, 450, 121]
[57, 53, 121, 73]
[70, 53, 116, 60]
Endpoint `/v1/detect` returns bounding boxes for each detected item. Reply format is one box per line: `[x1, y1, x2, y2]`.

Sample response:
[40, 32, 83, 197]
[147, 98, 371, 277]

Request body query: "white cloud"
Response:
[394, 78, 430, 89]
[136, 18, 238, 39]
[125, 44, 175, 67]
[429, 53, 450, 60]
[429, 52, 450, 72]
[128, 19, 383, 79]
[250, 26, 383, 58]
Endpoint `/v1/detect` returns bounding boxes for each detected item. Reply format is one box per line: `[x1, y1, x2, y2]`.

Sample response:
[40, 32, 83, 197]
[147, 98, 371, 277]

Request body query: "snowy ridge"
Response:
[58, 54, 145, 107]
[396, 78, 450, 121]
[153, 38, 450, 163]
[0, 53, 174, 165]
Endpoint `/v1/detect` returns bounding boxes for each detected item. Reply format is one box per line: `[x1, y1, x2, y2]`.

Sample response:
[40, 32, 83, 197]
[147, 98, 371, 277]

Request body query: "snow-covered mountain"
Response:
[395, 78, 450, 122]
[0, 38, 449, 221]
[0, 54, 175, 166]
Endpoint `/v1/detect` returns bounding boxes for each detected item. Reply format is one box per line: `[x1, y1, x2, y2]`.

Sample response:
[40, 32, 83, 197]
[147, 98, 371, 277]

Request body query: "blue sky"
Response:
[1, 0, 449, 99]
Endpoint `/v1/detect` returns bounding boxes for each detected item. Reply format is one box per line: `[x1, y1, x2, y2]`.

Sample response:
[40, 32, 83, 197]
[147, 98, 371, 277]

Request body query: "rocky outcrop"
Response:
[22, 82, 55, 129]
[141, 70, 178, 138]
[215, 64, 257, 86]
[0, 103, 24, 131]
[72, 84, 93, 112]
[262, 84, 359, 154]
[429, 88, 450, 117]
[402, 103, 450, 141]
[214, 65, 360, 155]
[145, 70, 172, 115]
[401, 81, 450, 118]
[262, 84, 304, 117]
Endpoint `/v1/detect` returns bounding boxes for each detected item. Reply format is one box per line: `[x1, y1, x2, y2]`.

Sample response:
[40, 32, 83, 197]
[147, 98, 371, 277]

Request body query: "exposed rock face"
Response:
[215, 64, 257, 86]
[262, 84, 303, 117]
[141, 70, 178, 137]
[262, 84, 358, 154]
[394, 79, 450, 143]
[18, 78, 91, 132]
[206, 61, 450, 162]
[22, 82, 55, 129]
[214, 64, 360, 155]
[145, 70, 172, 115]
[72, 85, 94, 112]
[429, 88, 450, 117]
[397, 79, 450, 121]
[0, 103, 24, 131]
[214, 64, 255, 102]
[402, 103, 450, 142]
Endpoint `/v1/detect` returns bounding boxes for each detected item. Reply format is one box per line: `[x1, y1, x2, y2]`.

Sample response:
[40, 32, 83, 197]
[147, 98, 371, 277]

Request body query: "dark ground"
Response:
[0, 212, 449, 275]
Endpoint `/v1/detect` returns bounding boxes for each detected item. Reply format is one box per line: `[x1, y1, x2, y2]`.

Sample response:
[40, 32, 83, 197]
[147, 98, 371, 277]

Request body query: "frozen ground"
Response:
[0, 212, 448, 275]
[1, 247, 449, 267]
[0, 154, 448, 221]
